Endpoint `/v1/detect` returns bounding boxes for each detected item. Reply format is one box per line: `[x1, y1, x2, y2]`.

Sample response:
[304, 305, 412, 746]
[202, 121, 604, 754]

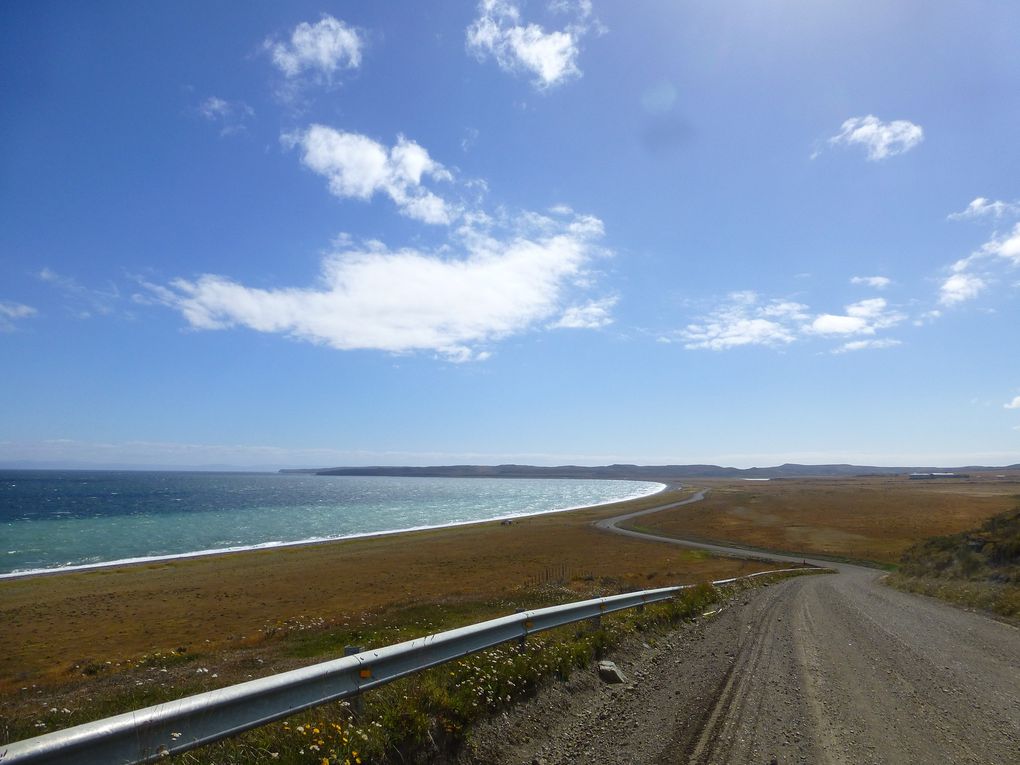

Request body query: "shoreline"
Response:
[0, 480, 670, 581]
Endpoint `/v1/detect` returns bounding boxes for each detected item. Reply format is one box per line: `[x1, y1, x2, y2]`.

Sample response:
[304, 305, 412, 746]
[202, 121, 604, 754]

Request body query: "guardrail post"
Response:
[519, 618, 533, 647]
[344, 646, 365, 717]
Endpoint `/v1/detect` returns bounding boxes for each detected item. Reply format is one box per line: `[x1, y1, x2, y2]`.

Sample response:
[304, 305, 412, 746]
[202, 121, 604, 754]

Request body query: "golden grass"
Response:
[10, 474, 1015, 712]
[630, 475, 1020, 565]
[0, 487, 771, 693]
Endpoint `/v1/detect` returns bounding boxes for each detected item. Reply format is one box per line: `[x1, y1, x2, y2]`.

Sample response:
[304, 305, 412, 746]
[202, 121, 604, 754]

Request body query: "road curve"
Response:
[592, 488, 1020, 764]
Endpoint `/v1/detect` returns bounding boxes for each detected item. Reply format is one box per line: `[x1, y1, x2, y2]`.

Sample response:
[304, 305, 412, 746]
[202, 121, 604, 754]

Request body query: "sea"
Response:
[0, 471, 664, 577]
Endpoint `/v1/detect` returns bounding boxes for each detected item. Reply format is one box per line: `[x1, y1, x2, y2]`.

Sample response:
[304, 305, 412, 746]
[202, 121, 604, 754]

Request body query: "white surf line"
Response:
[0, 482, 669, 581]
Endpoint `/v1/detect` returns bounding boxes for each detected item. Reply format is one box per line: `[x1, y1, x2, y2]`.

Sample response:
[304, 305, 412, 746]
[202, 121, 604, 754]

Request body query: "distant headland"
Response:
[280, 463, 1020, 481]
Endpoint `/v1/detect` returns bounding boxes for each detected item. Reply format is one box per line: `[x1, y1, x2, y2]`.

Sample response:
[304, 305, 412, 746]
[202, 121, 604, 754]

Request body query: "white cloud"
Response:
[199, 96, 231, 120]
[674, 293, 907, 352]
[805, 298, 904, 336]
[676, 292, 805, 350]
[808, 314, 869, 335]
[832, 338, 902, 354]
[935, 222, 1020, 307]
[948, 197, 1020, 221]
[466, 0, 596, 89]
[826, 115, 923, 161]
[981, 222, 1020, 266]
[284, 125, 457, 225]
[939, 271, 986, 305]
[550, 296, 617, 329]
[198, 96, 254, 137]
[850, 275, 891, 289]
[266, 16, 362, 81]
[0, 300, 37, 331]
[153, 210, 608, 361]
[1004, 396, 1020, 410]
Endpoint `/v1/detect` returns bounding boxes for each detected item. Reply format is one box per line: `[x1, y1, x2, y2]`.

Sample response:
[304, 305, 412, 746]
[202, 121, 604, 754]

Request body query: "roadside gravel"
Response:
[453, 578, 817, 765]
[452, 491, 1020, 765]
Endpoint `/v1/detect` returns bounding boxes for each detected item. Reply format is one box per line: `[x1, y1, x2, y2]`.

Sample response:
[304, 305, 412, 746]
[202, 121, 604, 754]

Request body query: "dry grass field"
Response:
[627, 475, 1020, 565]
[0, 486, 771, 695]
[8, 473, 1016, 750]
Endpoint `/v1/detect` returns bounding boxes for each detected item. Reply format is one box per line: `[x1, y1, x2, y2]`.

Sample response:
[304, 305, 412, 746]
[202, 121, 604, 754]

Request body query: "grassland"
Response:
[0, 486, 777, 745]
[888, 503, 1020, 619]
[624, 475, 1020, 566]
[6, 474, 1018, 762]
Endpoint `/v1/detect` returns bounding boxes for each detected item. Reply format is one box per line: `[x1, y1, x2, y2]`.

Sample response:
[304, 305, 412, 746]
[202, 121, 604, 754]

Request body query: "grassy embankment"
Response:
[1, 485, 786, 761]
[888, 504, 1020, 620]
[623, 476, 1020, 567]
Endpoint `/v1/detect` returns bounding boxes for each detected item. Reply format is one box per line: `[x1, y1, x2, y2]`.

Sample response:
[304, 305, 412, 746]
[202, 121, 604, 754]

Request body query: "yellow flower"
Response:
[321, 759, 330, 765]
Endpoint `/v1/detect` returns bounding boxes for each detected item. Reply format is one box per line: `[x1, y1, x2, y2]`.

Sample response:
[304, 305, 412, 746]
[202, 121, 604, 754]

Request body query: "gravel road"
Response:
[458, 491, 1020, 764]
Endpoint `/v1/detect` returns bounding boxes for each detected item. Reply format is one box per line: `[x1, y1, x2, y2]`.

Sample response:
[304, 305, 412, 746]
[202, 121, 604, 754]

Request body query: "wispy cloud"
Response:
[37, 268, 122, 318]
[152, 208, 609, 362]
[264, 15, 362, 82]
[937, 222, 1020, 306]
[198, 96, 254, 137]
[550, 296, 617, 329]
[948, 197, 1020, 221]
[850, 275, 891, 289]
[824, 115, 923, 161]
[1005, 396, 1020, 410]
[805, 298, 905, 336]
[0, 300, 37, 331]
[671, 293, 904, 352]
[982, 222, 1020, 266]
[466, 0, 599, 90]
[461, 127, 480, 153]
[832, 338, 902, 354]
[671, 291, 806, 350]
[283, 125, 457, 225]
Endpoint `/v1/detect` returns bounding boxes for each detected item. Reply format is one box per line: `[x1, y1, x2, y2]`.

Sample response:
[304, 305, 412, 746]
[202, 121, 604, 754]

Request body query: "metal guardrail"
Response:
[1, 567, 811, 764]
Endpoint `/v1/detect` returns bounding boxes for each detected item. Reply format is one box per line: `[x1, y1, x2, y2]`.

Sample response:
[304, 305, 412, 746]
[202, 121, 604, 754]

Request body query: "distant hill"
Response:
[280, 462, 1020, 481]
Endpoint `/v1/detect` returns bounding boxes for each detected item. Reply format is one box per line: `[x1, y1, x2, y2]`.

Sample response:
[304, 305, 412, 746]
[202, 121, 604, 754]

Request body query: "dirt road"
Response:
[461, 491, 1020, 764]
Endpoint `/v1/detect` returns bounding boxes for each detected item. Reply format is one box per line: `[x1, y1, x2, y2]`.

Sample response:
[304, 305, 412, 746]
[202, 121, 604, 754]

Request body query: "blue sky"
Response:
[2, 1, 1019, 469]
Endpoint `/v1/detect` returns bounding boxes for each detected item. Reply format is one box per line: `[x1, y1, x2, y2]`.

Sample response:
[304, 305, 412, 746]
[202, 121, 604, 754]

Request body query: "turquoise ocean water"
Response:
[0, 471, 664, 576]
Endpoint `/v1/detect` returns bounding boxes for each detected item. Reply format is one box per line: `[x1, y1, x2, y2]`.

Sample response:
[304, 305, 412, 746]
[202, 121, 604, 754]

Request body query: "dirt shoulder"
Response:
[454, 565, 1020, 765]
[451, 576, 821, 765]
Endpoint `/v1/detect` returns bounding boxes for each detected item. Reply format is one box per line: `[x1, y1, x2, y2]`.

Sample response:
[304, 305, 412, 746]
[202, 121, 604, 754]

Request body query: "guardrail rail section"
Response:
[1, 567, 811, 765]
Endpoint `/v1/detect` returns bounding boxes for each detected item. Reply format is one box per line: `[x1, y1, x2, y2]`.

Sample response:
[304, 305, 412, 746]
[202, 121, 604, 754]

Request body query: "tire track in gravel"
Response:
[681, 579, 821, 765]
[594, 488, 1020, 765]
[457, 489, 1019, 765]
